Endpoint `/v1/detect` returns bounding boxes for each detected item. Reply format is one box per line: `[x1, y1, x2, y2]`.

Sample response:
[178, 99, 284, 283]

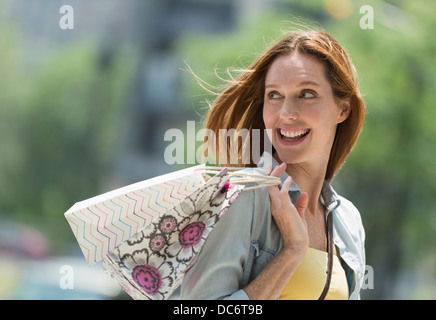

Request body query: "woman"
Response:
[180, 29, 366, 300]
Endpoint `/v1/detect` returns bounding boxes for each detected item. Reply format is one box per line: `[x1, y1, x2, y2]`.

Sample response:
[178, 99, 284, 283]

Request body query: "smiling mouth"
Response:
[277, 128, 310, 142]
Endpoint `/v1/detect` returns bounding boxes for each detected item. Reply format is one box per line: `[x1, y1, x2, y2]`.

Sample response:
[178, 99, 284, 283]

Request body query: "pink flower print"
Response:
[210, 179, 236, 208]
[132, 264, 162, 296]
[165, 213, 218, 264]
[159, 216, 177, 234]
[150, 234, 166, 252]
[179, 221, 206, 248]
[128, 253, 175, 299]
[220, 180, 233, 193]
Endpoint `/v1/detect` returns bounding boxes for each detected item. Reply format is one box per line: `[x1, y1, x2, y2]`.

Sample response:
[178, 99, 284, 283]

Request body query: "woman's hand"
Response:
[243, 163, 311, 299]
[266, 163, 309, 258]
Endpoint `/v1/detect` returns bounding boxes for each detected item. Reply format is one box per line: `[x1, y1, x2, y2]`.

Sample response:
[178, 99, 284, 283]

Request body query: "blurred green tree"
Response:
[333, 0, 436, 299]
[0, 25, 136, 250]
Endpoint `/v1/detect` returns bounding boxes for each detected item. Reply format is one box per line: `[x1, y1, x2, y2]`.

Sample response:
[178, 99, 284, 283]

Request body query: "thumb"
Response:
[295, 192, 309, 218]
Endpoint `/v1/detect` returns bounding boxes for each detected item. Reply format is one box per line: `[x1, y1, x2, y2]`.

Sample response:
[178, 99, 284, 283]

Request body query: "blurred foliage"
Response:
[174, 0, 436, 298]
[330, 0, 436, 299]
[0, 19, 137, 249]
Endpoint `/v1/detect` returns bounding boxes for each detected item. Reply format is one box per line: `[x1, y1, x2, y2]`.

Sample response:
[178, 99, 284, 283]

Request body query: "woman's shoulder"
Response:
[222, 184, 273, 236]
[227, 185, 270, 219]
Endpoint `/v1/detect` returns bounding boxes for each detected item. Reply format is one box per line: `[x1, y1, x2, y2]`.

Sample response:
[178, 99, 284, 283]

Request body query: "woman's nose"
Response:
[279, 99, 298, 120]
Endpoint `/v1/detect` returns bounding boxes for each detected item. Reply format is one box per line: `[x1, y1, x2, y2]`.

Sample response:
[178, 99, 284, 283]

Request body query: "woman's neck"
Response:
[287, 163, 325, 215]
[272, 152, 328, 215]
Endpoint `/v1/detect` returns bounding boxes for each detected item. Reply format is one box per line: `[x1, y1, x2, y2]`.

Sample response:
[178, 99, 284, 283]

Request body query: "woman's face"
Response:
[262, 51, 350, 169]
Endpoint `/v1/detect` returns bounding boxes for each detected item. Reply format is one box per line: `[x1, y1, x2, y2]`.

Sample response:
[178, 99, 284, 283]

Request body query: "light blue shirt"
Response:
[180, 153, 366, 300]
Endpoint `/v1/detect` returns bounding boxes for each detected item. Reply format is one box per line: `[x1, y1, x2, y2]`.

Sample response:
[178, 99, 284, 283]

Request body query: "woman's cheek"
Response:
[262, 105, 275, 141]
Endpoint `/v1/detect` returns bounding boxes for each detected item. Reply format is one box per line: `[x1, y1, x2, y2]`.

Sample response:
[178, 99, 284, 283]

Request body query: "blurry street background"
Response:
[0, 0, 435, 299]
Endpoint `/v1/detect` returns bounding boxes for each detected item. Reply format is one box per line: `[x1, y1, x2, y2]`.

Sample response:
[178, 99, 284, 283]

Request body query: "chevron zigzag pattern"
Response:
[65, 167, 206, 265]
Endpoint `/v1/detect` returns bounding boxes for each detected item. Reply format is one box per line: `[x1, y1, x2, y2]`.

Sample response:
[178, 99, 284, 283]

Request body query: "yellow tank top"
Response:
[279, 247, 349, 300]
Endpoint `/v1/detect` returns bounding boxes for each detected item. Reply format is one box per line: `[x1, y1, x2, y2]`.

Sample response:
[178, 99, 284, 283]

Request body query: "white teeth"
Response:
[280, 129, 309, 138]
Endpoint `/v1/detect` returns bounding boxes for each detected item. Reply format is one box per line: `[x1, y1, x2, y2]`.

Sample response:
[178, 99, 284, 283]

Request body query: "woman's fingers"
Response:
[265, 163, 273, 175]
[266, 162, 286, 198]
[295, 192, 309, 219]
[269, 162, 286, 178]
[267, 163, 287, 198]
[279, 176, 293, 202]
[266, 165, 309, 251]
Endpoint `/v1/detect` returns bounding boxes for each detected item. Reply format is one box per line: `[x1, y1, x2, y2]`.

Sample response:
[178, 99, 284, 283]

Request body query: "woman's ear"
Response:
[337, 98, 351, 124]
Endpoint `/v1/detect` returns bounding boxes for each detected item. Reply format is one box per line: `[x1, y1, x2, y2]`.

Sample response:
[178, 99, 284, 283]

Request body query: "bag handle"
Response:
[318, 212, 334, 300]
[196, 166, 281, 191]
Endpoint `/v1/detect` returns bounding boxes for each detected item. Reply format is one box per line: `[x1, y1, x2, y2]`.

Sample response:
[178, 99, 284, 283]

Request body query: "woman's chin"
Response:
[273, 150, 305, 166]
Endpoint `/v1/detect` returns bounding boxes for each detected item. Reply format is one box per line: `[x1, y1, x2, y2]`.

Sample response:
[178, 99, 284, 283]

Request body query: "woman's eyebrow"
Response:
[265, 84, 278, 89]
[265, 80, 320, 88]
[298, 80, 320, 87]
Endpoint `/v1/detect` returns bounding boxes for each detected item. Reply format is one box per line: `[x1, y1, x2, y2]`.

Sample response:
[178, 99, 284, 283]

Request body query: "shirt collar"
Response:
[257, 152, 340, 212]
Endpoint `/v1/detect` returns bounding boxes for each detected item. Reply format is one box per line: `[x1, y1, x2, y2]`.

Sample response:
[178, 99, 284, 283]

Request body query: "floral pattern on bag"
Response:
[102, 169, 242, 300]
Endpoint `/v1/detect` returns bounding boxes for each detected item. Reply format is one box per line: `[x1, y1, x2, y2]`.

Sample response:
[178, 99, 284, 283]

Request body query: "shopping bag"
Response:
[102, 167, 243, 300]
[65, 163, 280, 299]
[64, 164, 208, 265]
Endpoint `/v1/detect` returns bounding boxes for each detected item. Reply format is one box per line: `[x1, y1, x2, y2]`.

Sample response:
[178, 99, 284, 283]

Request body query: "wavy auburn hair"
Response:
[202, 30, 365, 181]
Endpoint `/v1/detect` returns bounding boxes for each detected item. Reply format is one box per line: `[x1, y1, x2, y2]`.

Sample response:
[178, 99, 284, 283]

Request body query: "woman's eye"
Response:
[300, 91, 316, 99]
[267, 91, 281, 99]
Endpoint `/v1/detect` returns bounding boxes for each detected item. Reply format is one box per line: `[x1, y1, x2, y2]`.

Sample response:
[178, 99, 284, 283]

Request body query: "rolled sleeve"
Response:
[223, 289, 250, 300]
